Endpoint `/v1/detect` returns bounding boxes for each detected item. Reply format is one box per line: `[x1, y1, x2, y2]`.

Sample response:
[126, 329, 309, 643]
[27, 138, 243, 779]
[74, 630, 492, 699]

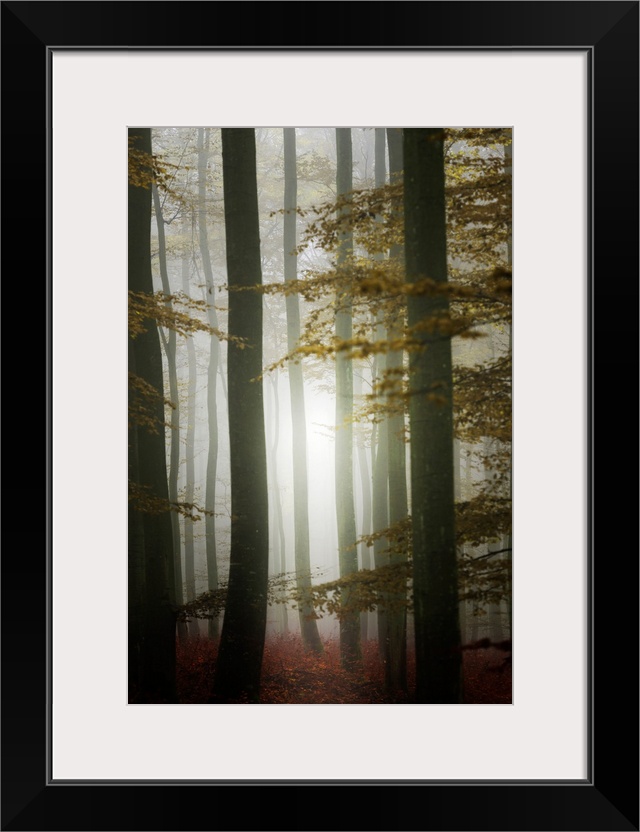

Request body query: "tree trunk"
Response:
[152, 183, 188, 644]
[335, 127, 360, 669]
[181, 255, 198, 638]
[128, 127, 177, 703]
[211, 129, 269, 703]
[404, 128, 461, 703]
[268, 371, 288, 634]
[353, 371, 372, 645]
[384, 127, 409, 694]
[128, 338, 145, 699]
[197, 127, 220, 641]
[454, 439, 467, 642]
[283, 128, 323, 652]
[372, 393, 389, 657]
[371, 128, 390, 665]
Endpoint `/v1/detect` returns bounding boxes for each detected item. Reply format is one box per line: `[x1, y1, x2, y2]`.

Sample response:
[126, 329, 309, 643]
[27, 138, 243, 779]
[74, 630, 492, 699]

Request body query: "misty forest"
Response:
[128, 126, 512, 705]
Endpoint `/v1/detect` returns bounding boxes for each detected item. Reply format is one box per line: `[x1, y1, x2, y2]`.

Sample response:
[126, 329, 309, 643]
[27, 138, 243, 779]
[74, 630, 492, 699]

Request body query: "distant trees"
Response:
[211, 129, 269, 703]
[334, 127, 361, 669]
[283, 127, 323, 653]
[370, 127, 391, 673]
[151, 182, 187, 644]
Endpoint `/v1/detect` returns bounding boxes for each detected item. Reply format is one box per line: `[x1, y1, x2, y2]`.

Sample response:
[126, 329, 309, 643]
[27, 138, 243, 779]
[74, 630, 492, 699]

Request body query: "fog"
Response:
[130, 126, 512, 704]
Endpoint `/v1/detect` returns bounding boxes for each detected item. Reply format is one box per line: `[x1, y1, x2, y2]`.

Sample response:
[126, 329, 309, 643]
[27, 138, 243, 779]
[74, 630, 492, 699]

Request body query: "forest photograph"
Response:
[128, 125, 512, 706]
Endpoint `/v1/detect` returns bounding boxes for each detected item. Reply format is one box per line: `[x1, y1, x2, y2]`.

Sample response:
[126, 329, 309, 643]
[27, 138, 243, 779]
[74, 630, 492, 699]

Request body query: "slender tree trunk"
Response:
[152, 183, 188, 644]
[197, 128, 220, 641]
[454, 438, 467, 642]
[211, 129, 269, 703]
[366, 420, 379, 644]
[354, 371, 372, 645]
[464, 449, 479, 642]
[283, 128, 323, 652]
[128, 127, 177, 703]
[371, 129, 390, 665]
[483, 432, 505, 642]
[404, 128, 461, 703]
[335, 127, 360, 669]
[181, 255, 198, 638]
[268, 371, 288, 634]
[372, 391, 389, 656]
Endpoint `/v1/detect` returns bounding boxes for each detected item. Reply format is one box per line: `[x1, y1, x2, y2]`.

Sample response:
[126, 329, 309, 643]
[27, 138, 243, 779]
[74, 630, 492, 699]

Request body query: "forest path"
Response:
[176, 634, 511, 704]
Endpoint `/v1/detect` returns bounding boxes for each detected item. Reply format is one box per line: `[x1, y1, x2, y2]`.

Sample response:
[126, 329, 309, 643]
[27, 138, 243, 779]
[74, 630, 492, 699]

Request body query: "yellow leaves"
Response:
[178, 587, 228, 620]
[128, 290, 229, 340]
[252, 130, 511, 491]
[128, 138, 181, 193]
[453, 355, 512, 443]
[128, 481, 215, 521]
[358, 517, 411, 553]
[351, 258, 406, 299]
[297, 562, 412, 620]
[296, 344, 325, 357]
[296, 182, 403, 256]
[128, 372, 174, 434]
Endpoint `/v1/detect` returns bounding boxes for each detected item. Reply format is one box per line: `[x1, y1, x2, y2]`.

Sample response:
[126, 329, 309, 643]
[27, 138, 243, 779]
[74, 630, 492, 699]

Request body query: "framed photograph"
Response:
[3, 2, 637, 830]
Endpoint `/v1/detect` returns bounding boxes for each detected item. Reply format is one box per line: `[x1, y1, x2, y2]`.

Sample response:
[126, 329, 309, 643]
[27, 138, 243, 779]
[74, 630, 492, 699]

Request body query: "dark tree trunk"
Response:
[128, 127, 177, 703]
[128, 338, 145, 699]
[335, 127, 361, 669]
[404, 128, 461, 704]
[385, 127, 409, 694]
[211, 129, 269, 703]
[283, 128, 323, 652]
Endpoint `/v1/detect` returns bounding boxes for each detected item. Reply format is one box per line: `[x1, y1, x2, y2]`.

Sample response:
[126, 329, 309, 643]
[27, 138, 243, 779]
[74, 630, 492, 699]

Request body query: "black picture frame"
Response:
[2, 2, 637, 830]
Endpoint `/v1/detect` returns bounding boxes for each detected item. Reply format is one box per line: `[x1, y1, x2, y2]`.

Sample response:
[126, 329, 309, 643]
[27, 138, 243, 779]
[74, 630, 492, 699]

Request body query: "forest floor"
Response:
[176, 633, 511, 704]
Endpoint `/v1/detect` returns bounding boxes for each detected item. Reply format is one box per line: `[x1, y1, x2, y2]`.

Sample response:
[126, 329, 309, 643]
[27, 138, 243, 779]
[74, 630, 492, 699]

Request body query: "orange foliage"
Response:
[174, 633, 510, 705]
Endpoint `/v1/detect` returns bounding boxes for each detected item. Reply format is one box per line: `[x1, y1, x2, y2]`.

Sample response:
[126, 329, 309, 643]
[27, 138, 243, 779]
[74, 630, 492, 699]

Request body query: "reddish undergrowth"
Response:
[176, 633, 511, 704]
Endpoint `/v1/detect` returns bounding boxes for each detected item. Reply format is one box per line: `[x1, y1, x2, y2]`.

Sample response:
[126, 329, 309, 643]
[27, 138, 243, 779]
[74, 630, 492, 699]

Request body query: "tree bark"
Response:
[268, 371, 288, 634]
[404, 128, 462, 703]
[353, 370, 372, 645]
[181, 255, 198, 638]
[385, 127, 409, 693]
[128, 127, 177, 703]
[128, 338, 145, 699]
[211, 129, 269, 703]
[335, 127, 361, 669]
[152, 183, 188, 644]
[197, 127, 221, 641]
